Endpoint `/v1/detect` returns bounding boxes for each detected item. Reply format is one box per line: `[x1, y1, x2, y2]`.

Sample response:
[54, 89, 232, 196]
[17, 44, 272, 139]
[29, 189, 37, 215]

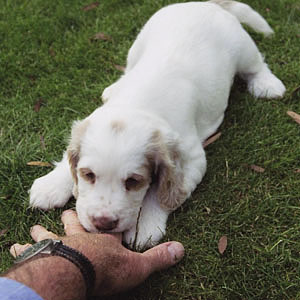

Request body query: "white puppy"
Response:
[30, 1, 285, 248]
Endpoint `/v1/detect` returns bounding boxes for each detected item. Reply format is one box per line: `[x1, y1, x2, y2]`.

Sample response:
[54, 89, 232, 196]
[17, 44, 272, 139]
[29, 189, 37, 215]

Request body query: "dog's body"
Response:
[30, 1, 285, 248]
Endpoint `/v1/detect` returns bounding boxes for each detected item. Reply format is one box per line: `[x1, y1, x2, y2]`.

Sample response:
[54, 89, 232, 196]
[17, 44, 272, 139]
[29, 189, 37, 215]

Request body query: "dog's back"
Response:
[104, 2, 284, 141]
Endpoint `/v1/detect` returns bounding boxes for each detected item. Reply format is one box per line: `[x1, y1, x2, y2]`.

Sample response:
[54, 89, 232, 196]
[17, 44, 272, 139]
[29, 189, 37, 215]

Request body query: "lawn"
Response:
[0, 0, 300, 299]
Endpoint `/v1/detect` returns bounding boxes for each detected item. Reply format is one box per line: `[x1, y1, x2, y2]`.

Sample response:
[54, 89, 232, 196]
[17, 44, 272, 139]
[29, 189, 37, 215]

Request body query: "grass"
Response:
[0, 0, 299, 299]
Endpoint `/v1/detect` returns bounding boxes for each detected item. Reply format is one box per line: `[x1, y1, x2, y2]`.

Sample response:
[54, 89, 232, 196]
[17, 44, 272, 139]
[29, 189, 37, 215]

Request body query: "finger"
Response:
[30, 225, 59, 242]
[102, 232, 123, 243]
[61, 210, 86, 235]
[10, 243, 32, 258]
[141, 241, 184, 275]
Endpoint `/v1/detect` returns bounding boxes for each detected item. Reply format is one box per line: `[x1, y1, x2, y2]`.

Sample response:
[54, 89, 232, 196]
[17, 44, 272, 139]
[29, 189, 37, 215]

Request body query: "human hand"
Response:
[10, 210, 184, 296]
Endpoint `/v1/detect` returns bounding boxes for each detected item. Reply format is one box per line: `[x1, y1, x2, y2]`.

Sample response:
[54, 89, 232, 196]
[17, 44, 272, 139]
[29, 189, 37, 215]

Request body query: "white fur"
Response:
[30, 1, 285, 248]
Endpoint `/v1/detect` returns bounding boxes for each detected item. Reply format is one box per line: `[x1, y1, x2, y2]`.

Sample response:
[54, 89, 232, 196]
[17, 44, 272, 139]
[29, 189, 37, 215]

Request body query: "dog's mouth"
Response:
[90, 221, 131, 234]
[98, 227, 122, 233]
[85, 226, 123, 234]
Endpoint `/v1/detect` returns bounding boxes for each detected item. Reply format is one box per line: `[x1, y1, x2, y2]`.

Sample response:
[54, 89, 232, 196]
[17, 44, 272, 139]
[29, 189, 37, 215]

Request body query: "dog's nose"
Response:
[92, 216, 119, 231]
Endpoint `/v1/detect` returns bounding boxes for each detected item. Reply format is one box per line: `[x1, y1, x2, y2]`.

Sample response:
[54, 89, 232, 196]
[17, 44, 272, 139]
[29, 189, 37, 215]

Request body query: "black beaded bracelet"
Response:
[52, 241, 96, 298]
[14, 238, 96, 298]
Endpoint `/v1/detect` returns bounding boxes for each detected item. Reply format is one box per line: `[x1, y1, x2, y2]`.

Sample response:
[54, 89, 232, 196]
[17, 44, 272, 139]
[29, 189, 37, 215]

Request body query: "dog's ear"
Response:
[146, 131, 187, 211]
[67, 119, 90, 186]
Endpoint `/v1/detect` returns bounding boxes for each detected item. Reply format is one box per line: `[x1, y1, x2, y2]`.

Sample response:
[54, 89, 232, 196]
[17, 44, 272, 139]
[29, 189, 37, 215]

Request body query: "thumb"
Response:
[141, 241, 184, 275]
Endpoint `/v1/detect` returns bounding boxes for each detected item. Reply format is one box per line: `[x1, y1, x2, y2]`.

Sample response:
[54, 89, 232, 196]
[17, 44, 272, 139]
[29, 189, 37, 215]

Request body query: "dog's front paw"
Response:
[123, 221, 166, 250]
[29, 171, 73, 210]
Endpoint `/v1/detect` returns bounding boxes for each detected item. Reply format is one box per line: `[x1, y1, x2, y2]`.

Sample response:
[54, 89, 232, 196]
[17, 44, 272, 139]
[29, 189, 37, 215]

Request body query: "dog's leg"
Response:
[245, 63, 286, 99]
[237, 32, 285, 98]
[123, 195, 169, 250]
[182, 140, 207, 195]
[29, 152, 73, 210]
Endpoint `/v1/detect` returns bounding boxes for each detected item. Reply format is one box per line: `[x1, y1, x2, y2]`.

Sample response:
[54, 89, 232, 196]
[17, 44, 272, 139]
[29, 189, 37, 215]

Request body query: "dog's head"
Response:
[67, 110, 187, 234]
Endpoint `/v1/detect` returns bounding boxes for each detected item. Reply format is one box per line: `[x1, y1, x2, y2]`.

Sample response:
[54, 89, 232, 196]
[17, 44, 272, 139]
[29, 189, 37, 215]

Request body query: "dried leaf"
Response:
[27, 161, 53, 167]
[203, 132, 221, 148]
[114, 64, 125, 72]
[82, 2, 99, 11]
[0, 229, 7, 236]
[218, 235, 227, 254]
[90, 32, 112, 41]
[287, 111, 300, 125]
[250, 165, 265, 173]
[295, 169, 300, 173]
[34, 98, 44, 112]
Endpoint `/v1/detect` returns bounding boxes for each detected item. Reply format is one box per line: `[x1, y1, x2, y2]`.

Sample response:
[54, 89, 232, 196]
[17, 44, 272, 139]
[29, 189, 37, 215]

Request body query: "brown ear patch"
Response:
[146, 130, 187, 211]
[155, 151, 187, 211]
[68, 149, 79, 185]
[67, 119, 90, 186]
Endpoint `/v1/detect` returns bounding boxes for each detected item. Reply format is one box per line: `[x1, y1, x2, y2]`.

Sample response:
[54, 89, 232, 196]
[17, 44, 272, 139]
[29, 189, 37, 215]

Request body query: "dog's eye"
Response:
[86, 172, 96, 182]
[125, 174, 144, 191]
[125, 177, 139, 191]
[79, 168, 96, 184]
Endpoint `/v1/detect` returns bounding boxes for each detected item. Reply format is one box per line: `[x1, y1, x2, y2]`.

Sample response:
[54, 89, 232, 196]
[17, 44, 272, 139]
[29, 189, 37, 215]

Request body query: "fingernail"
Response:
[30, 225, 38, 234]
[10, 244, 20, 258]
[167, 242, 184, 262]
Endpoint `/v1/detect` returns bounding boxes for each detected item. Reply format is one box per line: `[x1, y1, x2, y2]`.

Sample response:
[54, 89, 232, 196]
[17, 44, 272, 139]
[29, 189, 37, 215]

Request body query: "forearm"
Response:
[3, 211, 184, 299]
[3, 256, 87, 300]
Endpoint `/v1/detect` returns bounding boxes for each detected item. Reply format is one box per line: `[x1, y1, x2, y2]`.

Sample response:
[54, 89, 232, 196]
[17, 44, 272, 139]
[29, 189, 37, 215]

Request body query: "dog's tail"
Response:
[210, 0, 274, 37]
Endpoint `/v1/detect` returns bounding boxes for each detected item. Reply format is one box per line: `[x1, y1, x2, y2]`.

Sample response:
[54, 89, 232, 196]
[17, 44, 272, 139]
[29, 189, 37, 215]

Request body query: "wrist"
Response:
[5, 255, 86, 300]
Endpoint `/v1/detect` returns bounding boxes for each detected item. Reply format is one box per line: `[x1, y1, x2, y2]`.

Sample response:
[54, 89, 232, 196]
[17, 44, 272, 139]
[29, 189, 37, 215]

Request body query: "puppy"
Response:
[30, 1, 285, 248]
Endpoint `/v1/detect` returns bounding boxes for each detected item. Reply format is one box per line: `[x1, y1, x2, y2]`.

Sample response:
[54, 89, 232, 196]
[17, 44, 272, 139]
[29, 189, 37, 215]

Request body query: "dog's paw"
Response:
[248, 68, 286, 99]
[123, 222, 166, 250]
[29, 171, 73, 210]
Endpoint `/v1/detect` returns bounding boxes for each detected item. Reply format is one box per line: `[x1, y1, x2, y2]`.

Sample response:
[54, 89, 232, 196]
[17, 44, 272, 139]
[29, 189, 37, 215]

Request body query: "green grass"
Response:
[0, 0, 300, 299]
